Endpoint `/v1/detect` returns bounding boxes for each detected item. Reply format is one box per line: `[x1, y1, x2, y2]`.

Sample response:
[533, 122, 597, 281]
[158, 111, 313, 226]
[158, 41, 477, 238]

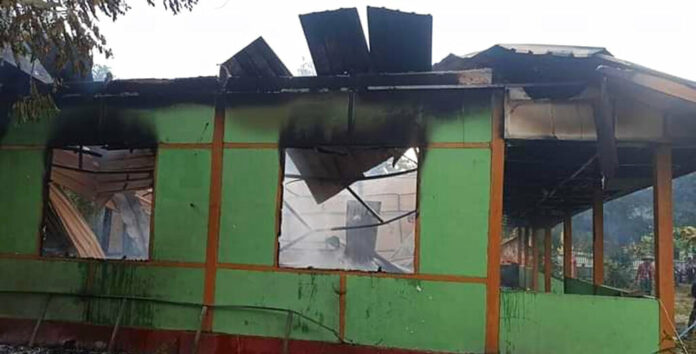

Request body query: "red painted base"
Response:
[0, 318, 428, 354]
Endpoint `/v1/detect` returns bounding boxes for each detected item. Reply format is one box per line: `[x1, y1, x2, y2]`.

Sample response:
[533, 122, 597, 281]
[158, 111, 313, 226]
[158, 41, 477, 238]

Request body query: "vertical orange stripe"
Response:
[339, 274, 347, 340]
[563, 216, 573, 279]
[544, 227, 551, 292]
[592, 188, 604, 287]
[484, 92, 504, 353]
[203, 102, 225, 331]
[654, 144, 674, 350]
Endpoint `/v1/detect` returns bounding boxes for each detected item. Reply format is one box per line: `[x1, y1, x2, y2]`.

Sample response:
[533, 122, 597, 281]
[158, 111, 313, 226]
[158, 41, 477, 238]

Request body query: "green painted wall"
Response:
[0, 104, 99, 145]
[225, 91, 491, 145]
[0, 150, 44, 254]
[0, 92, 656, 354]
[225, 93, 349, 144]
[103, 104, 215, 143]
[500, 291, 658, 353]
[345, 276, 486, 352]
[0, 103, 213, 145]
[354, 91, 491, 144]
[0, 259, 204, 331]
[213, 269, 340, 342]
[0, 258, 88, 322]
[87, 263, 204, 330]
[420, 148, 491, 276]
[152, 148, 211, 262]
[564, 277, 631, 297]
[218, 149, 279, 265]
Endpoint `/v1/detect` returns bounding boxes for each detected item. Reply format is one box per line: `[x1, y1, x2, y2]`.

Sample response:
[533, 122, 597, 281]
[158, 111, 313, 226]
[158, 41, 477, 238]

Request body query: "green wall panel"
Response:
[419, 148, 491, 276]
[0, 150, 44, 254]
[345, 276, 486, 353]
[0, 258, 87, 292]
[426, 103, 491, 143]
[354, 91, 491, 145]
[218, 149, 279, 265]
[564, 277, 630, 297]
[0, 118, 52, 145]
[87, 263, 204, 330]
[224, 91, 490, 145]
[225, 93, 349, 143]
[105, 104, 214, 143]
[0, 103, 213, 145]
[0, 104, 98, 145]
[0, 259, 88, 322]
[551, 276, 564, 294]
[152, 149, 210, 262]
[213, 269, 340, 342]
[500, 291, 658, 353]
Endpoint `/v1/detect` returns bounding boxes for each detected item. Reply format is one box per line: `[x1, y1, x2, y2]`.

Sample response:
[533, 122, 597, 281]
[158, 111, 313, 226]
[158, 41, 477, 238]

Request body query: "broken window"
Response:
[279, 147, 418, 273]
[41, 146, 155, 260]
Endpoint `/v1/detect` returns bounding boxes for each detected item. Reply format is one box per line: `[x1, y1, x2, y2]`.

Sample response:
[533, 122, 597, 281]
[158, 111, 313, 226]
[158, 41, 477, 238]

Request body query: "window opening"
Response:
[41, 146, 155, 260]
[279, 147, 418, 273]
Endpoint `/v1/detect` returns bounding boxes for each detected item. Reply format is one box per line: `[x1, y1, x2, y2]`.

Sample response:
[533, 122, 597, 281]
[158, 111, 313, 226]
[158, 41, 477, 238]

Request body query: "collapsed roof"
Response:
[5, 8, 696, 225]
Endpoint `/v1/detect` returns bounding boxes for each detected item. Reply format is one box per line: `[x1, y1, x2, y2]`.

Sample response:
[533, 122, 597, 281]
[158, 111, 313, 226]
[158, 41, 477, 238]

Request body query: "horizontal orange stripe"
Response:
[223, 142, 278, 149]
[158, 143, 212, 149]
[0, 254, 204, 268]
[217, 263, 487, 284]
[427, 142, 490, 149]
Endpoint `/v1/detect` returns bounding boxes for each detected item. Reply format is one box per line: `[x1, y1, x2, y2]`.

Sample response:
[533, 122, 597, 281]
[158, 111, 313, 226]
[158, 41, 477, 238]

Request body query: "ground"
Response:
[0, 345, 109, 354]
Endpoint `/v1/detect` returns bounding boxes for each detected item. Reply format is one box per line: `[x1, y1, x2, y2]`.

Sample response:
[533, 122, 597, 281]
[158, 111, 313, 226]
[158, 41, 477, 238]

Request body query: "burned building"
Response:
[1, 6, 695, 354]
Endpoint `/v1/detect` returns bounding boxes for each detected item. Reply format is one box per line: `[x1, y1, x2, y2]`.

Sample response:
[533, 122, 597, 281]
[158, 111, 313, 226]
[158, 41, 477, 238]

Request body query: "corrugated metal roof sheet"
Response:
[367, 7, 432, 73]
[496, 44, 610, 58]
[300, 8, 370, 75]
[219, 37, 292, 79]
[1, 46, 53, 84]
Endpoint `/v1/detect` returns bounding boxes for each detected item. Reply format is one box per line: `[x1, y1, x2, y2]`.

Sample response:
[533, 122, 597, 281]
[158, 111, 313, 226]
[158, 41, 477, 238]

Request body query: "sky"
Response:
[96, 0, 696, 81]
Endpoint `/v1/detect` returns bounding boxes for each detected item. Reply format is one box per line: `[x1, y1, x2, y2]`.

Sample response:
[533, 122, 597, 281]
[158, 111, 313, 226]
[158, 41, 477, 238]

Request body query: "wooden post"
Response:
[531, 228, 538, 291]
[563, 216, 573, 279]
[654, 144, 674, 350]
[592, 188, 604, 287]
[544, 227, 552, 292]
[202, 101, 225, 330]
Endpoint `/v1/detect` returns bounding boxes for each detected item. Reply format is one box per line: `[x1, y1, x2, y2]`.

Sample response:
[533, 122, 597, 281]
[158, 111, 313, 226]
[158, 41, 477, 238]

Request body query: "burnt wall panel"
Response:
[224, 92, 350, 145]
[0, 100, 214, 146]
[87, 263, 204, 331]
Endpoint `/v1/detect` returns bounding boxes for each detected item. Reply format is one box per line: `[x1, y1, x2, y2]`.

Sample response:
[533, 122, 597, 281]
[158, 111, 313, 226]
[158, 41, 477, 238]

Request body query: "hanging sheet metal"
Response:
[367, 7, 432, 73]
[299, 8, 370, 75]
[286, 147, 404, 204]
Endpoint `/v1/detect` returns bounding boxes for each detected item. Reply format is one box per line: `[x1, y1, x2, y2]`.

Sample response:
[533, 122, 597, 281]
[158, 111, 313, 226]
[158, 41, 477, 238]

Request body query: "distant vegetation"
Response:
[568, 172, 696, 289]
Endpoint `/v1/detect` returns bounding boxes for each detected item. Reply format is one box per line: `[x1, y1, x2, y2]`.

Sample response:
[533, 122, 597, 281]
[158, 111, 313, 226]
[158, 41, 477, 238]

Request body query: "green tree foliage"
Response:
[605, 247, 634, 289]
[566, 172, 696, 289]
[91, 63, 111, 81]
[1, 0, 198, 73]
[1, 0, 198, 122]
